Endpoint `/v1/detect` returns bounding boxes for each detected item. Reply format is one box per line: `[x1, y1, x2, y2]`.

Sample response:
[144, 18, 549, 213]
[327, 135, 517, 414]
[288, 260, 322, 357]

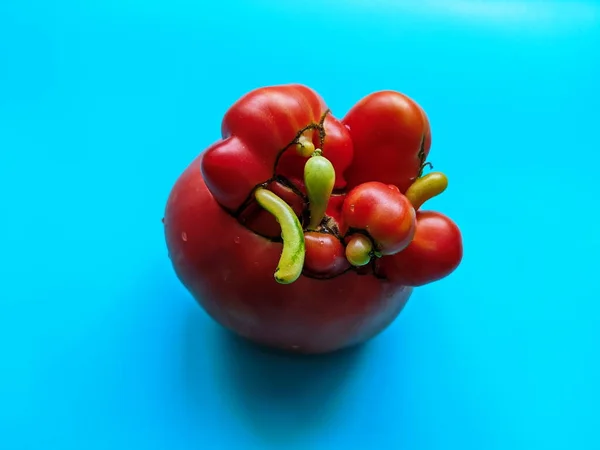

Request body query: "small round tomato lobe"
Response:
[342, 181, 416, 255]
[303, 232, 350, 278]
[345, 234, 374, 267]
[376, 211, 463, 286]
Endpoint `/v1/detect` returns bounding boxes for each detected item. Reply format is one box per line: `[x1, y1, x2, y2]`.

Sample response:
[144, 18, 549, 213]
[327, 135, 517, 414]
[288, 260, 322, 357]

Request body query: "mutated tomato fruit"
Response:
[163, 84, 463, 354]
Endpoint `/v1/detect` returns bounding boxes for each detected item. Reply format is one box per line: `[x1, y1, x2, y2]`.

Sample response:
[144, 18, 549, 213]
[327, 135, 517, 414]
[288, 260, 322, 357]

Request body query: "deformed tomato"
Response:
[163, 84, 463, 354]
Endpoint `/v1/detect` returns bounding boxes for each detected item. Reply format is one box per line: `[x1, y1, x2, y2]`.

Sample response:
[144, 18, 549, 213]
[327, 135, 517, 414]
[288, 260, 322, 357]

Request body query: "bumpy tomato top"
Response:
[167, 83, 462, 295]
[201, 84, 354, 212]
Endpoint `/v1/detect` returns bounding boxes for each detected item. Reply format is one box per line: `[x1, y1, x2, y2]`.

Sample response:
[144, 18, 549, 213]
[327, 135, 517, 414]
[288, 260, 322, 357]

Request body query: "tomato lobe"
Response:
[377, 211, 463, 286]
[303, 231, 350, 277]
[342, 181, 416, 255]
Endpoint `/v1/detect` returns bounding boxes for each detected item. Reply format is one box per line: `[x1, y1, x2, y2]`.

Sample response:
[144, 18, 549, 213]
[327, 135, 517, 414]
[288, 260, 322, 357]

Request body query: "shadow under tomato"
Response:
[182, 308, 366, 443]
[218, 330, 365, 441]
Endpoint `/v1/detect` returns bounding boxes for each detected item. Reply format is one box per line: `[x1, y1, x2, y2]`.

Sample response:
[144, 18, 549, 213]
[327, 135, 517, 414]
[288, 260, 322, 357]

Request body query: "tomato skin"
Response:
[164, 84, 462, 354]
[164, 155, 412, 354]
[342, 91, 431, 194]
[342, 181, 416, 255]
[303, 232, 350, 278]
[377, 211, 463, 287]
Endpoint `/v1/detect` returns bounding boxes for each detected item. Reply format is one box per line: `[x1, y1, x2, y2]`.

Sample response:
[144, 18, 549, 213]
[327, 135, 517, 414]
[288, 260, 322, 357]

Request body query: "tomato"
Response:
[163, 84, 462, 354]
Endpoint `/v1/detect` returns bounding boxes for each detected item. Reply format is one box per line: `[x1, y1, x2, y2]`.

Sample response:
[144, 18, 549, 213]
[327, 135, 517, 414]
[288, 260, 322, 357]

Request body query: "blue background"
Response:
[1, 1, 599, 449]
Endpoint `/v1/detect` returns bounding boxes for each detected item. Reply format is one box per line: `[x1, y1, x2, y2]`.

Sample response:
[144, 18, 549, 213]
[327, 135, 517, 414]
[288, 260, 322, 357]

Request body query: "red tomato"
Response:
[377, 211, 463, 287]
[163, 84, 462, 354]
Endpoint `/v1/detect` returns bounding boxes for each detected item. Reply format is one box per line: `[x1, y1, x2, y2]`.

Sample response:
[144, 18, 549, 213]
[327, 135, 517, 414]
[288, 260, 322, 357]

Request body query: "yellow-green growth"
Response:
[405, 171, 448, 210]
[345, 234, 374, 267]
[254, 187, 305, 284]
[304, 150, 336, 230]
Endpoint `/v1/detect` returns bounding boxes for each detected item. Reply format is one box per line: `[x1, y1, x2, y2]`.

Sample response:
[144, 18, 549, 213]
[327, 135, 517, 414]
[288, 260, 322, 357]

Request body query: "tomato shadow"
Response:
[219, 330, 365, 441]
[182, 308, 366, 443]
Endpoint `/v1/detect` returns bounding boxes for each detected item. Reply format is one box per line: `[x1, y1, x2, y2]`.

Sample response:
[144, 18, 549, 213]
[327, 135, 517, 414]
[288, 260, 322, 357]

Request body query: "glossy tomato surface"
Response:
[164, 153, 413, 354]
[163, 83, 462, 354]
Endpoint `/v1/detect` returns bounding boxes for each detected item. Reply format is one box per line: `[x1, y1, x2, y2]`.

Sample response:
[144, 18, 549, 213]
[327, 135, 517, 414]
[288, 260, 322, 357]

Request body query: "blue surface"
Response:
[1, 1, 599, 449]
